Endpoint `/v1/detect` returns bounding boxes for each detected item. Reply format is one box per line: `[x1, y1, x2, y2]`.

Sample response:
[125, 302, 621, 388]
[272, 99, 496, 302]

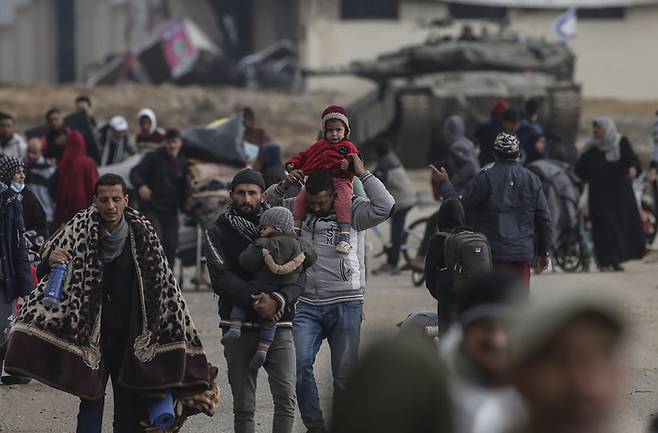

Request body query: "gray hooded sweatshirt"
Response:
[444, 115, 480, 191]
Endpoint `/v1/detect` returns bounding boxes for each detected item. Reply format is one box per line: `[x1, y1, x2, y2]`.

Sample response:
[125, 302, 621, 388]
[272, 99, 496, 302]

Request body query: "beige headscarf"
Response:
[587, 117, 622, 162]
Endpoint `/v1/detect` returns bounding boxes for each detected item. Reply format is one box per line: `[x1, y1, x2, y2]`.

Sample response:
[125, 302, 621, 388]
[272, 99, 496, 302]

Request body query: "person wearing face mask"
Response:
[0, 156, 34, 385]
[0, 157, 47, 262]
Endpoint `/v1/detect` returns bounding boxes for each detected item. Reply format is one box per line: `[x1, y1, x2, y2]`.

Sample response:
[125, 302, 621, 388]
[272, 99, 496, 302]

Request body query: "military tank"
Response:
[305, 24, 581, 167]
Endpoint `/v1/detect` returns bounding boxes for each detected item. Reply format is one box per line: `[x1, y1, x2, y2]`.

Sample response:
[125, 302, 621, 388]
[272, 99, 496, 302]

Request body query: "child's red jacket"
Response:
[286, 139, 359, 178]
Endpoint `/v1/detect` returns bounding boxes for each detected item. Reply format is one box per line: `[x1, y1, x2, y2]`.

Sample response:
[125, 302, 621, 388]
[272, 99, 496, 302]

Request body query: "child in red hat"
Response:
[286, 105, 360, 254]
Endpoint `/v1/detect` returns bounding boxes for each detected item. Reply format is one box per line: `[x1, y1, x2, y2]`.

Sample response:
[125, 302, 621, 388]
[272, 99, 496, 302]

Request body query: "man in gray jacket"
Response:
[266, 154, 395, 433]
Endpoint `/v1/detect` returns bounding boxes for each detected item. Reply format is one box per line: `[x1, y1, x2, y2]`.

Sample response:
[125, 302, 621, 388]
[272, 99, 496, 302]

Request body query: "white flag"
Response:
[553, 7, 577, 43]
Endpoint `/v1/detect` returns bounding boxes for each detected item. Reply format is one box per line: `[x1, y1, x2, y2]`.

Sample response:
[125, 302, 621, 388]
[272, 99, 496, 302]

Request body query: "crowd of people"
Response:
[0, 92, 649, 433]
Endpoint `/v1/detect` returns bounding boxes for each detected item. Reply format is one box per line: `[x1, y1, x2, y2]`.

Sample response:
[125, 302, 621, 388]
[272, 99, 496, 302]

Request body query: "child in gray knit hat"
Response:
[224, 206, 317, 369]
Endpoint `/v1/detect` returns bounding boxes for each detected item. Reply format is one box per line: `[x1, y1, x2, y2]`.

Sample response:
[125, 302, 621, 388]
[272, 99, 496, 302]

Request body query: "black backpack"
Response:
[439, 229, 492, 291]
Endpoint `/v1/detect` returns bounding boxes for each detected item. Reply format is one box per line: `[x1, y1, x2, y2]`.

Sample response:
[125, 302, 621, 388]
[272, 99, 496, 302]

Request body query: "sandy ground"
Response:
[1, 203, 658, 433]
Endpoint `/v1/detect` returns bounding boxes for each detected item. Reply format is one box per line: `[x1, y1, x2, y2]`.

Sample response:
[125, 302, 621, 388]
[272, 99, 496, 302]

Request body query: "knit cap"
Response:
[322, 105, 350, 136]
[493, 132, 521, 158]
[0, 155, 24, 185]
[230, 168, 265, 191]
[259, 206, 295, 234]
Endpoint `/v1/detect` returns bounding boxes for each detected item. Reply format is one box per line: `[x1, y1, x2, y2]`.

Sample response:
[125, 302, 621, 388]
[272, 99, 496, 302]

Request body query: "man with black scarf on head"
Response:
[206, 168, 304, 433]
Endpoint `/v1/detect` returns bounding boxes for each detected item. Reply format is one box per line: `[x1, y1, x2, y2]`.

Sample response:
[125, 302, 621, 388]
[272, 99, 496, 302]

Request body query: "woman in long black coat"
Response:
[575, 117, 646, 271]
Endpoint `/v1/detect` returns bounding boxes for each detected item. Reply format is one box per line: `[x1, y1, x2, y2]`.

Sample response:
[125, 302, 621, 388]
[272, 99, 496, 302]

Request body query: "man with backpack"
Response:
[425, 197, 493, 335]
[431, 132, 552, 287]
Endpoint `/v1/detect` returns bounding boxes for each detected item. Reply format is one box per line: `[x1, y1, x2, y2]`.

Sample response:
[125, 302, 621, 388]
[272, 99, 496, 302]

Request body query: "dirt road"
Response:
[1, 250, 657, 432]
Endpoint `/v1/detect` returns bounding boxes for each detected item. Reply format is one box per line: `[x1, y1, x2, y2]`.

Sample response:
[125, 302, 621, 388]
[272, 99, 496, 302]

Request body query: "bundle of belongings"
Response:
[183, 114, 247, 227]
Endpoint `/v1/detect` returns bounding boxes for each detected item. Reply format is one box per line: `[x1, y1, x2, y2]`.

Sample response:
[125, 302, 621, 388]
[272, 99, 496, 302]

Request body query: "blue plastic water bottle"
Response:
[42, 264, 68, 308]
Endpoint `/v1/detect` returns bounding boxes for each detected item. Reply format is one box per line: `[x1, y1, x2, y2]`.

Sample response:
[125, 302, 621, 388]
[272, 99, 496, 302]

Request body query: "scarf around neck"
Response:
[587, 117, 622, 162]
[101, 216, 129, 262]
[224, 202, 270, 242]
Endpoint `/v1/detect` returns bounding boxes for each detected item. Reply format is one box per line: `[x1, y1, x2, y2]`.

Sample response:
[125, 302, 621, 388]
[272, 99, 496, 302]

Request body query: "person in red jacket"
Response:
[53, 129, 99, 229]
[286, 105, 360, 254]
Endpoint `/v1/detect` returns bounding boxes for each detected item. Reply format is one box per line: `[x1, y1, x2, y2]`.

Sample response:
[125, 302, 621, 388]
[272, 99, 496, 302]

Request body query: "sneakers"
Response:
[336, 241, 351, 254]
[371, 263, 401, 276]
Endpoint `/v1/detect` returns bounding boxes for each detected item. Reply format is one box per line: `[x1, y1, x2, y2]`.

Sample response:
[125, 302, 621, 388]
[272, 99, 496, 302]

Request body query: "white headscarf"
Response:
[587, 117, 622, 162]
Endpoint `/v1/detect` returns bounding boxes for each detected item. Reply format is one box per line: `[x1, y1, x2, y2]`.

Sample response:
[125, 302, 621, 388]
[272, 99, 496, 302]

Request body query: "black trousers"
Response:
[142, 209, 179, 269]
[76, 338, 144, 433]
[418, 209, 441, 258]
[387, 206, 411, 266]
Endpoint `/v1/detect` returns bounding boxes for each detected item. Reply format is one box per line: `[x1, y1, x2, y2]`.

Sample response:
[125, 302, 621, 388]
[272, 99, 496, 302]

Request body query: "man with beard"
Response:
[266, 157, 395, 433]
[42, 108, 68, 162]
[205, 168, 305, 433]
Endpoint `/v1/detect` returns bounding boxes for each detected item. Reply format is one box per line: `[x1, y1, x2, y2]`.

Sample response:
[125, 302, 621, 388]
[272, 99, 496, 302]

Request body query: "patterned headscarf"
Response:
[0, 155, 24, 185]
[588, 117, 622, 162]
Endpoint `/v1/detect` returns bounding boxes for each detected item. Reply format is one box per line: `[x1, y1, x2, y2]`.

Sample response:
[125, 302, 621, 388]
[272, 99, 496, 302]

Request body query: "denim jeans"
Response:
[223, 327, 296, 433]
[293, 300, 363, 429]
[76, 339, 144, 433]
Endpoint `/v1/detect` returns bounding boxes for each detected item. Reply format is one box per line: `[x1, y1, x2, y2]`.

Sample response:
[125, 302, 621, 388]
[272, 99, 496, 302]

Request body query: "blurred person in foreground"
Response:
[97, 115, 137, 167]
[474, 292, 625, 433]
[130, 128, 187, 268]
[439, 272, 525, 433]
[431, 132, 552, 287]
[372, 137, 416, 275]
[135, 107, 165, 150]
[575, 117, 645, 272]
[0, 112, 27, 159]
[25, 137, 56, 231]
[330, 336, 453, 433]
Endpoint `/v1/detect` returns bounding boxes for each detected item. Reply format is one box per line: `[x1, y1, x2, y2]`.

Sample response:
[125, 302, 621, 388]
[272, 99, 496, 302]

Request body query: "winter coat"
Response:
[425, 198, 466, 300]
[266, 171, 395, 305]
[26, 156, 56, 222]
[286, 138, 359, 178]
[130, 147, 188, 215]
[258, 143, 287, 188]
[53, 130, 99, 229]
[97, 124, 137, 166]
[136, 108, 165, 148]
[240, 232, 317, 286]
[0, 193, 33, 302]
[440, 160, 552, 262]
[206, 210, 306, 329]
[374, 151, 416, 210]
[21, 188, 48, 239]
[0, 133, 27, 160]
[444, 116, 481, 191]
[475, 117, 505, 166]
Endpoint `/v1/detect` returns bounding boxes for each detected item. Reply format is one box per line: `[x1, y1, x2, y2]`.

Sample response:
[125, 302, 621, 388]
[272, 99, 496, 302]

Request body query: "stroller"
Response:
[527, 159, 591, 272]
